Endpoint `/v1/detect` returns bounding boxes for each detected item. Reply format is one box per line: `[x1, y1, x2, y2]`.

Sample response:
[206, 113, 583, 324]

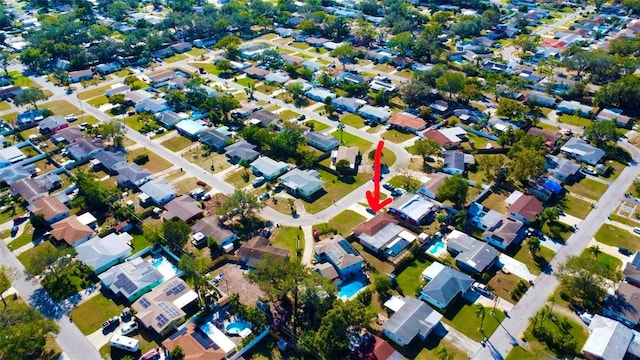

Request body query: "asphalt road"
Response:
[472, 140, 640, 359]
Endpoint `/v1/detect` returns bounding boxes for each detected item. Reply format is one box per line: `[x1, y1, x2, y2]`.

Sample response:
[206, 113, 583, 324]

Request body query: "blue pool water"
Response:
[339, 280, 367, 299]
[149, 254, 179, 280]
[226, 321, 252, 335]
[427, 240, 446, 256]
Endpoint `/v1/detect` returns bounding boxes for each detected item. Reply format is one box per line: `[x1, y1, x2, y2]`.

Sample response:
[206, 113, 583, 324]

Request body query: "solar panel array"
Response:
[114, 273, 137, 295]
[164, 280, 186, 296]
[139, 298, 151, 309]
[156, 314, 169, 328]
[158, 302, 181, 318]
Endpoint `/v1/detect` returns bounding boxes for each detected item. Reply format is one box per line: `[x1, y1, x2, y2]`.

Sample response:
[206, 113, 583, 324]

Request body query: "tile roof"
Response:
[51, 215, 94, 246]
[508, 194, 543, 221]
[422, 129, 453, 146]
[28, 196, 69, 221]
[353, 213, 399, 237]
[163, 195, 203, 222]
[236, 236, 289, 267]
[388, 113, 427, 131]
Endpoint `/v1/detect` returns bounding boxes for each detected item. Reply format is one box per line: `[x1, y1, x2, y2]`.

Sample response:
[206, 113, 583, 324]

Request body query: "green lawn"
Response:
[304, 120, 329, 132]
[542, 220, 574, 243]
[71, 293, 124, 335]
[302, 170, 369, 213]
[330, 131, 373, 154]
[126, 148, 172, 173]
[395, 256, 431, 296]
[7, 223, 34, 251]
[291, 42, 311, 50]
[511, 244, 555, 275]
[561, 195, 592, 219]
[87, 95, 109, 107]
[41, 263, 97, 301]
[77, 84, 112, 100]
[579, 249, 622, 274]
[326, 210, 366, 236]
[236, 77, 256, 87]
[537, 122, 560, 131]
[609, 213, 640, 227]
[340, 114, 366, 128]
[187, 48, 208, 57]
[160, 135, 194, 152]
[381, 147, 397, 167]
[595, 224, 640, 251]
[164, 53, 188, 63]
[189, 62, 221, 75]
[382, 130, 416, 144]
[17, 241, 57, 270]
[131, 233, 152, 254]
[388, 175, 421, 191]
[9, 70, 42, 88]
[442, 301, 507, 342]
[278, 110, 300, 121]
[558, 114, 592, 127]
[413, 338, 467, 360]
[271, 226, 304, 259]
[41, 100, 79, 116]
[565, 178, 607, 200]
[0, 101, 11, 111]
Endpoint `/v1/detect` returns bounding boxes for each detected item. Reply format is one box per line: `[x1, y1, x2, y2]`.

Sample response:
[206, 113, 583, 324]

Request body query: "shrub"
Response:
[132, 153, 149, 165]
[356, 289, 372, 305]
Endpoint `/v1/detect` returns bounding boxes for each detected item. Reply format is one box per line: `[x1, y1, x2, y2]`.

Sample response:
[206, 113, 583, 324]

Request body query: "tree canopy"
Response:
[0, 299, 60, 360]
[216, 190, 265, 223]
[556, 255, 622, 312]
[584, 119, 619, 148]
[436, 174, 469, 209]
[162, 218, 192, 251]
[14, 88, 49, 110]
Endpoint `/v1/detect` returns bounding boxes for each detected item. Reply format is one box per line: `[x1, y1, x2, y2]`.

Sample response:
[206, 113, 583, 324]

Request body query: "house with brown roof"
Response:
[527, 127, 562, 149]
[331, 146, 359, 173]
[422, 129, 457, 148]
[508, 194, 543, 223]
[236, 236, 289, 267]
[132, 277, 198, 335]
[27, 196, 70, 224]
[51, 215, 94, 246]
[162, 195, 203, 223]
[10, 178, 47, 203]
[162, 322, 228, 360]
[483, 216, 525, 250]
[243, 67, 270, 80]
[418, 173, 448, 199]
[192, 217, 237, 247]
[388, 113, 427, 133]
[604, 282, 640, 328]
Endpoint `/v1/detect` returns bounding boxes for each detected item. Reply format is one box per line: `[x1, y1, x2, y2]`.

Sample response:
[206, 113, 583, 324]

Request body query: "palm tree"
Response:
[588, 245, 601, 260]
[337, 122, 345, 144]
[437, 347, 453, 360]
[547, 293, 556, 314]
[475, 304, 486, 335]
[526, 236, 540, 257]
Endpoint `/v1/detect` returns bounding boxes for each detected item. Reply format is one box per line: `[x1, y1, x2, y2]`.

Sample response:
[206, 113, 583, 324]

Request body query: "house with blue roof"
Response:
[139, 179, 176, 206]
[156, 111, 186, 130]
[76, 232, 132, 274]
[135, 98, 169, 114]
[280, 169, 323, 199]
[307, 88, 337, 103]
[420, 265, 473, 309]
[251, 156, 288, 180]
[198, 130, 231, 151]
[225, 140, 260, 163]
[358, 105, 391, 124]
[175, 120, 205, 139]
[305, 131, 339, 152]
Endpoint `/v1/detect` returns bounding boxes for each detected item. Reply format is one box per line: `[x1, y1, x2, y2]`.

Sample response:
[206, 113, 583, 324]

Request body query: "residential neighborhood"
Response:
[1, 0, 640, 359]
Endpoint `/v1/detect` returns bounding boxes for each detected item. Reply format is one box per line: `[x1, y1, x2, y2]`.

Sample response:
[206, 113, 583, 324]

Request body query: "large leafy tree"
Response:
[0, 266, 12, 307]
[331, 43, 355, 69]
[22, 243, 73, 280]
[507, 134, 546, 183]
[0, 300, 59, 360]
[436, 174, 469, 209]
[412, 139, 442, 166]
[98, 119, 126, 149]
[435, 72, 465, 100]
[216, 190, 264, 222]
[178, 254, 212, 305]
[14, 88, 49, 110]
[313, 299, 373, 359]
[496, 98, 528, 122]
[74, 171, 114, 212]
[584, 120, 618, 148]
[162, 219, 192, 250]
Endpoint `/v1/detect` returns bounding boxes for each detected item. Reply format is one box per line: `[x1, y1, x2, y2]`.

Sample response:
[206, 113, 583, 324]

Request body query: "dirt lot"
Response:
[209, 263, 264, 305]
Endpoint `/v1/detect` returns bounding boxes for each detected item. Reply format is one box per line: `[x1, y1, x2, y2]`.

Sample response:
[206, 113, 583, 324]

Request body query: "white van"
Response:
[109, 334, 140, 352]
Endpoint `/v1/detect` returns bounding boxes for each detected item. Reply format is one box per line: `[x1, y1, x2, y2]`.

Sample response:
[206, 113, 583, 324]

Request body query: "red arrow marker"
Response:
[366, 140, 393, 212]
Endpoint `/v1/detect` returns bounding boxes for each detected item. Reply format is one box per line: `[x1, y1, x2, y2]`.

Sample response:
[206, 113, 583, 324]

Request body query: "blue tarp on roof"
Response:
[544, 178, 562, 194]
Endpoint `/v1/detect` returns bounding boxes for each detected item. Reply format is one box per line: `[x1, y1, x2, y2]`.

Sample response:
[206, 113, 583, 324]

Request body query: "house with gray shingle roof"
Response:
[382, 296, 443, 346]
[314, 236, 363, 280]
[76, 232, 132, 274]
[99, 257, 165, 302]
[251, 156, 288, 180]
[94, 151, 127, 174]
[305, 131, 339, 152]
[280, 169, 323, 199]
[116, 163, 153, 189]
[420, 266, 473, 309]
[446, 230, 498, 274]
[139, 179, 176, 206]
[581, 315, 637, 360]
[225, 140, 259, 163]
[560, 137, 605, 165]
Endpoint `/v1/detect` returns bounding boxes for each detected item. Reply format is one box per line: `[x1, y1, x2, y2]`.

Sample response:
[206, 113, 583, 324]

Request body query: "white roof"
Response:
[173, 290, 198, 309]
[206, 325, 236, 354]
[399, 230, 417, 242]
[384, 295, 406, 312]
[505, 191, 523, 207]
[582, 315, 633, 360]
[422, 261, 445, 281]
[77, 212, 97, 226]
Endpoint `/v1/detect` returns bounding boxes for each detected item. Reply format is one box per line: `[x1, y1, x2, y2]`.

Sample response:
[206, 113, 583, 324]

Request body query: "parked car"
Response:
[391, 188, 406, 197]
[634, 227, 640, 235]
[472, 282, 492, 298]
[619, 247, 633, 256]
[121, 307, 132, 319]
[365, 207, 376, 215]
[102, 316, 120, 331]
[13, 214, 29, 223]
[120, 321, 138, 336]
[252, 176, 266, 187]
[10, 225, 18, 237]
[580, 312, 593, 325]
[383, 183, 395, 191]
[581, 167, 597, 176]
[65, 114, 77, 122]
[259, 192, 270, 201]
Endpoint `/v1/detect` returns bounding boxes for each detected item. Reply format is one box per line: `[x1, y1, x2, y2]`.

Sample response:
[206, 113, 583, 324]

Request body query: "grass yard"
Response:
[41, 100, 79, 116]
[340, 114, 366, 128]
[278, 109, 300, 121]
[579, 249, 622, 274]
[266, 196, 295, 215]
[537, 122, 560, 131]
[381, 130, 415, 144]
[560, 195, 592, 219]
[189, 62, 221, 75]
[609, 213, 640, 227]
[71, 293, 127, 333]
[442, 301, 507, 342]
[296, 52, 314, 60]
[160, 135, 194, 152]
[595, 224, 640, 251]
[372, 64, 395, 72]
[77, 84, 112, 100]
[412, 338, 467, 360]
[225, 168, 256, 188]
[326, 210, 366, 236]
[291, 42, 311, 50]
[123, 115, 149, 131]
[236, 77, 256, 87]
[1, 112, 16, 122]
[350, 240, 394, 274]
[164, 53, 188, 63]
[7, 223, 34, 251]
[113, 69, 132, 77]
[172, 177, 199, 195]
[511, 244, 555, 275]
[304, 120, 329, 132]
[395, 255, 431, 296]
[87, 95, 109, 107]
[131, 233, 152, 254]
[330, 131, 373, 154]
[183, 150, 231, 173]
[388, 175, 421, 191]
[126, 148, 172, 173]
[558, 114, 593, 127]
[302, 170, 369, 213]
[542, 220, 574, 243]
[9, 70, 42, 88]
[480, 190, 509, 215]
[0, 101, 11, 111]
[487, 271, 524, 302]
[565, 178, 607, 200]
[17, 241, 58, 269]
[187, 48, 208, 57]
[271, 226, 304, 259]
[366, 124, 382, 134]
[255, 83, 280, 95]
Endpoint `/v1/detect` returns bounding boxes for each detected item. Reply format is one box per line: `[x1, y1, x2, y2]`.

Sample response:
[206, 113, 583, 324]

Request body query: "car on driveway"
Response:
[365, 207, 376, 215]
[102, 316, 120, 331]
[634, 227, 640, 235]
[120, 321, 138, 336]
[10, 225, 19, 237]
[13, 214, 28, 224]
[619, 247, 633, 256]
[581, 167, 597, 176]
[383, 183, 394, 191]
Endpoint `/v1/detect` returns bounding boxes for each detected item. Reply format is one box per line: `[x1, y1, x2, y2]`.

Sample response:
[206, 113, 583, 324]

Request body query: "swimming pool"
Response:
[338, 280, 367, 300]
[149, 254, 179, 280]
[226, 321, 252, 335]
[427, 239, 446, 257]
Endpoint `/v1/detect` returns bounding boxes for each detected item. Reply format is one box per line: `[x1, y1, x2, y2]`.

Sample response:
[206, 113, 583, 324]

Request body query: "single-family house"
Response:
[353, 213, 416, 258]
[597, 108, 632, 128]
[39, 116, 69, 135]
[135, 98, 169, 114]
[249, 110, 280, 128]
[162, 323, 230, 359]
[225, 140, 259, 163]
[369, 77, 398, 92]
[132, 277, 198, 335]
[69, 69, 94, 83]
[283, 54, 305, 66]
[124, 90, 154, 105]
[93, 151, 127, 174]
[624, 252, 640, 287]
[508, 194, 543, 223]
[388, 113, 427, 133]
[604, 282, 640, 328]
[545, 155, 581, 183]
[170, 42, 192, 53]
[314, 236, 363, 280]
[175, 119, 205, 139]
[0, 85, 22, 100]
[420, 266, 473, 309]
[382, 296, 443, 347]
[99, 257, 164, 302]
[56, 126, 86, 144]
[430, 100, 452, 118]
[334, 97, 366, 113]
[439, 127, 467, 145]
[66, 137, 103, 163]
[149, 70, 176, 87]
[560, 137, 605, 165]
[527, 127, 562, 149]
[358, 105, 391, 124]
[446, 230, 499, 274]
[139, 179, 176, 206]
[306, 37, 329, 47]
[389, 194, 437, 225]
[11, 178, 48, 204]
[524, 91, 556, 107]
[75, 233, 133, 274]
[423, 129, 458, 149]
[116, 163, 153, 189]
[0, 146, 25, 167]
[51, 215, 94, 247]
[243, 67, 270, 80]
[366, 49, 394, 64]
[106, 84, 130, 98]
[331, 146, 359, 172]
[251, 156, 288, 180]
[557, 100, 593, 117]
[156, 111, 186, 130]
[27, 196, 70, 225]
[581, 315, 639, 360]
[95, 62, 122, 75]
[305, 131, 339, 152]
[469, 202, 525, 250]
[35, 173, 61, 192]
[237, 236, 290, 268]
[280, 169, 324, 199]
[198, 130, 231, 151]
[192, 217, 237, 247]
[307, 88, 337, 103]
[17, 109, 45, 128]
[442, 150, 465, 175]
[419, 173, 448, 199]
[264, 71, 290, 84]
[240, 43, 269, 59]
[0, 163, 37, 185]
[162, 195, 203, 223]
